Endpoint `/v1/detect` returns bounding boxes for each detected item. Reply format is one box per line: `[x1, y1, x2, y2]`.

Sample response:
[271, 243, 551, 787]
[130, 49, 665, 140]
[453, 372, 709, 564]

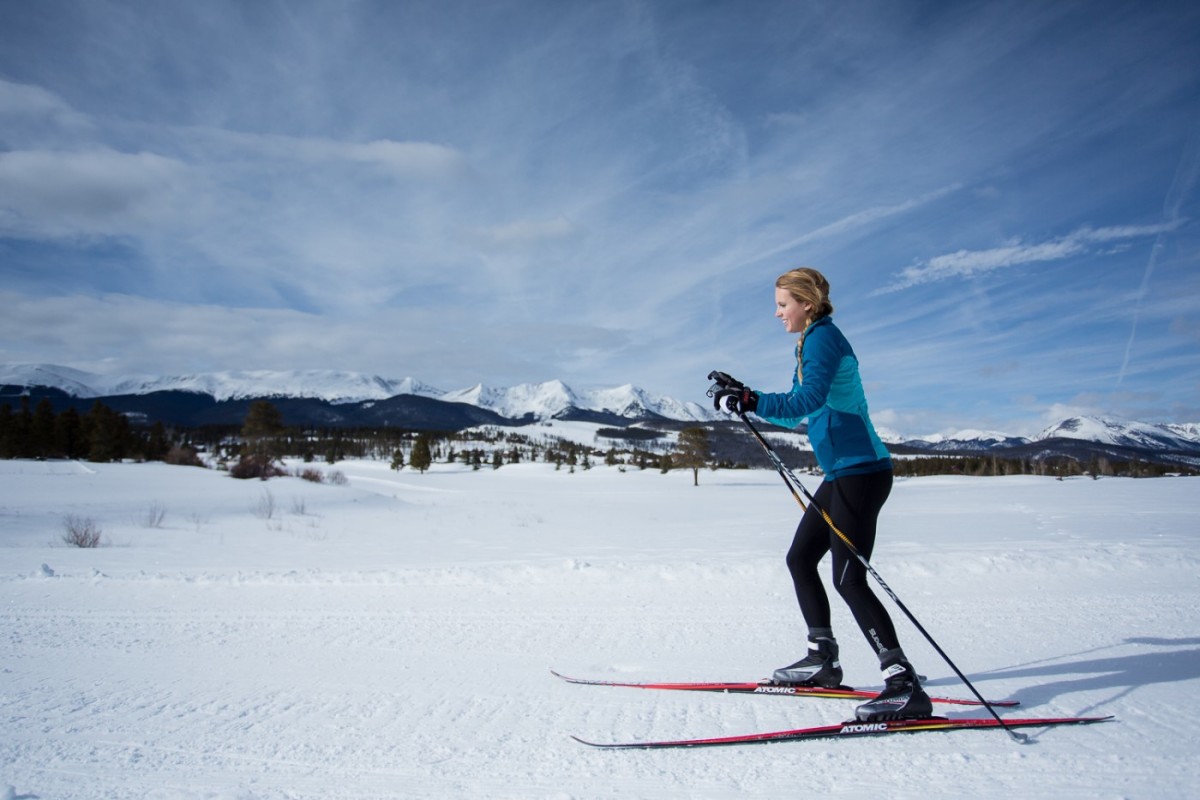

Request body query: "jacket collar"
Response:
[804, 315, 832, 335]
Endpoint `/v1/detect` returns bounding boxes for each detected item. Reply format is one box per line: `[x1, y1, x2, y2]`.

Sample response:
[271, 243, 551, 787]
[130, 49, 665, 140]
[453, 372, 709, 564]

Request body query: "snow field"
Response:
[2, 458, 1198, 798]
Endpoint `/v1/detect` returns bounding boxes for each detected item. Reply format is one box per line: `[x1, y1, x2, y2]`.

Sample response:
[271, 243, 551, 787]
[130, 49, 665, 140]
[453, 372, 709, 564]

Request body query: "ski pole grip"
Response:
[706, 370, 741, 390]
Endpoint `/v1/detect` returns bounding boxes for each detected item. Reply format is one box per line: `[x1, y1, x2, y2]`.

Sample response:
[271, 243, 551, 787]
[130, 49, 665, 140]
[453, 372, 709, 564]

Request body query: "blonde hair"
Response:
[776, 267, 833, 383]
[775, 267, 834, 319]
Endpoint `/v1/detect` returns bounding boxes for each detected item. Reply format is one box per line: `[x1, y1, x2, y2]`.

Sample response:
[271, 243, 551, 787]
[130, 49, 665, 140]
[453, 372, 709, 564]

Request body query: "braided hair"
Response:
[775, 267, 834, 383]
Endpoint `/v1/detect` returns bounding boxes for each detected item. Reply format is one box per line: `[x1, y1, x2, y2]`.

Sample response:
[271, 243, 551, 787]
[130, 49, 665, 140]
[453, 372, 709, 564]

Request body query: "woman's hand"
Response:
[707, 371, 758, 414]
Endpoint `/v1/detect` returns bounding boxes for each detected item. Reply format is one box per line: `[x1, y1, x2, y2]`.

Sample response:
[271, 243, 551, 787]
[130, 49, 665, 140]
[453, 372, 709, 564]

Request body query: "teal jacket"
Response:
[754, 316, 892, 479]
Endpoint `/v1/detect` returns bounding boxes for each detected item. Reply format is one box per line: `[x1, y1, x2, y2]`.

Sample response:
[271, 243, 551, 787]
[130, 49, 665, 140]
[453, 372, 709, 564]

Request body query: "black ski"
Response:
[572, 714, 1113, 749]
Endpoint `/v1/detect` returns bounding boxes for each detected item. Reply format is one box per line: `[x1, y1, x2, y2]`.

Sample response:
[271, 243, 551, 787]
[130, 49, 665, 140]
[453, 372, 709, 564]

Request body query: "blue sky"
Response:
[1, 0, 1198, 436]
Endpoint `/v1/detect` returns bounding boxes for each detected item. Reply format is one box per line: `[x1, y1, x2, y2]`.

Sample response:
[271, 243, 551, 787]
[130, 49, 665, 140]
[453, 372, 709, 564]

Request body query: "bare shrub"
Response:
[230, 454, 288, 481]
[296, 467, 324, 484]
[62, 515, 105, 548]
[327, 470, 348, 485]
[250, 488, 276, 520]
[141, 501, 167, 529]
[290, 495, 308, 516]
[164, 445, 206, 467]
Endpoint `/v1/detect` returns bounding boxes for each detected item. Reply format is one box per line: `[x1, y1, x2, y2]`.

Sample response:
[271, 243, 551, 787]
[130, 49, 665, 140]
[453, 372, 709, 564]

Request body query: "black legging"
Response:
[786, 469, 898, 656]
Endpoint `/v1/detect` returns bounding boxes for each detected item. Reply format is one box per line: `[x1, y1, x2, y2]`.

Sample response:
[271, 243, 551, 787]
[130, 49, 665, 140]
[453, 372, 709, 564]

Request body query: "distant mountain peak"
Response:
[0, 363, 715, 423]
[2, 366, 444, 405]
[6, 363, 1196, 439]
[1035, 414, 1200, 451]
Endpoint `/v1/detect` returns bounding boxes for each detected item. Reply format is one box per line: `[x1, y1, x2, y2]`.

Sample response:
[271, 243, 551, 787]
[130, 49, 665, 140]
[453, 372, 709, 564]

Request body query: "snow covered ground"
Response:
[2, 455, 1198, 798]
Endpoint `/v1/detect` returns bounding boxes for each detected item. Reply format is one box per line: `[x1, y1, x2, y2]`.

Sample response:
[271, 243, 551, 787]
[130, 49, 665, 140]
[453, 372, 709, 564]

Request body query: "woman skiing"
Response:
[710, 267, 931, 722]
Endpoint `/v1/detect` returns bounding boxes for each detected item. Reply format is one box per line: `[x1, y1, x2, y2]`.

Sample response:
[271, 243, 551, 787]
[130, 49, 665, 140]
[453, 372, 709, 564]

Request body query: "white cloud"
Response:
[737, 184, 963, 268]
[252, 134, 470, 178]
[0, 290, 636, 392]
[0, 78, 91, 130]
[342, 139, 467, 176]
[0, 148, 191, 237]
[472, 216, 582, 249]
[877, 222, 1183, 293]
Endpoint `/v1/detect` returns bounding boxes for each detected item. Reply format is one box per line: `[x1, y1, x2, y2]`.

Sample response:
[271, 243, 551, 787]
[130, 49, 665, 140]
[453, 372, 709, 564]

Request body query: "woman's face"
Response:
[775, 287, 812, 334]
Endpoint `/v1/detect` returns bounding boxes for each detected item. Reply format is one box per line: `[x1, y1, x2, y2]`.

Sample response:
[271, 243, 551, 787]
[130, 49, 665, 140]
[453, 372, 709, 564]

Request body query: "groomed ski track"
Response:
[1, 461, 1194, 797]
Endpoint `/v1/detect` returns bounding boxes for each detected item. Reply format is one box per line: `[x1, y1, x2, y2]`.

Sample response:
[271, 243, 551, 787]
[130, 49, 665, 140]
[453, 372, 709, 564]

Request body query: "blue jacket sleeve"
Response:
[754, 325, 837, 426]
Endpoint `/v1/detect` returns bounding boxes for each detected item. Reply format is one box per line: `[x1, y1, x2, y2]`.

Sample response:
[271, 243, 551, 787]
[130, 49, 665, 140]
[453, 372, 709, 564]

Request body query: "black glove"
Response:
[712, 385, 758, 414]
[707, 370, 758, 414]
[707, 370, 742, 389]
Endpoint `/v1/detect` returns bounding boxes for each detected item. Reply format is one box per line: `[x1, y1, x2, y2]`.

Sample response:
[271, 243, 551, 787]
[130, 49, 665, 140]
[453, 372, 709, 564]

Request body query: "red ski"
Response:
[551, 670, 1019, 708]
[572, 714, 1113, 749]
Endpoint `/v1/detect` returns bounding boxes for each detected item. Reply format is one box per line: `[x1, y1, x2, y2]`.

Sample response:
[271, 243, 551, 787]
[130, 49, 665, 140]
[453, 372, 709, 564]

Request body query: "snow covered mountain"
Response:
[4, 365, 1198, 449]
[0, 364, 440, 404]
[886, 417, 1200, 453]
[1034, 415, 1200, 452]
[0, 364, 716, 423]
[885, 428, 1032, 452]
[441, 380, 711, 422]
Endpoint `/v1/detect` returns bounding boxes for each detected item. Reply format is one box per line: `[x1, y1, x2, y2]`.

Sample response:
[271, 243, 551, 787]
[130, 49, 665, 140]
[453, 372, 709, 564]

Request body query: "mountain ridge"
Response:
[0, 363, 716, 425]
[3, 364, 1199, 452]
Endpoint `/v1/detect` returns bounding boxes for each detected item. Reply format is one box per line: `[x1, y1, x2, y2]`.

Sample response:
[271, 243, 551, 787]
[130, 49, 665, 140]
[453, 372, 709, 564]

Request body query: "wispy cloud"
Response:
[875, 222, 1183, 294]
[1117, 127, 1200, 386]
[737, 184, 964, 269]
[181, 127, 471, 179]
[0, 78, 92, 132]
[0, 148, 190, 237]
[472, 216, 582, 250]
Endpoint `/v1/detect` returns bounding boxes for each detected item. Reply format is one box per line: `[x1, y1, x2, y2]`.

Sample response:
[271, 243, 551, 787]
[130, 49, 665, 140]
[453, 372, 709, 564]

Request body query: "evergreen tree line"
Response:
[891, 453, 1193, 479]
[219, 412, 688, 474]
[4, 397, 1192, 479]
[0, 397, 187, 463]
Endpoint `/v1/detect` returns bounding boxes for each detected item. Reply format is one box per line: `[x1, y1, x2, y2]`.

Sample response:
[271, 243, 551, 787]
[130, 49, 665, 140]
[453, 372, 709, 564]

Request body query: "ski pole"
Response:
[719, 398, 1027, 742]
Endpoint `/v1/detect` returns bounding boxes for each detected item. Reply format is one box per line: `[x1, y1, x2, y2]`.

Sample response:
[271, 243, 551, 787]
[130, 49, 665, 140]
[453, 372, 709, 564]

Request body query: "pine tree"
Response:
[145, 421, 170, 461]
[676, 427, 711, 486]
[32, 398, 56, 458]
[54, 407, 85, 459]
[85, 401, 131, 462]
[410, 435, 433, 473]
[13, 397, 34, 458]
[242, 401, 284, 450]
[0, 404, 14, 458]
[233, 401, 286, 478]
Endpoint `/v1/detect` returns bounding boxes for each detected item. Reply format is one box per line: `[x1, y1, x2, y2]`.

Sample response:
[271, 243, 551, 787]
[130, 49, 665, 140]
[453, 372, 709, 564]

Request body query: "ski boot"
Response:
[854, 650, 932, 721]
[771, 634, 843, 688]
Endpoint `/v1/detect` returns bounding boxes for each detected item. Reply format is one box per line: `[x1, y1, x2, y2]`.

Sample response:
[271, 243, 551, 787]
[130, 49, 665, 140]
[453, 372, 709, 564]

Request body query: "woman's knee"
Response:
[834, 576, 872, 603]
[786, 548, 820, 582]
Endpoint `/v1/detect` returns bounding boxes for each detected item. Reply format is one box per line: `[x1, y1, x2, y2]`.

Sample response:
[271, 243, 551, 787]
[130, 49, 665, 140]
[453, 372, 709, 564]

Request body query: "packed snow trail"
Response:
[1, 457, 1198, 797]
